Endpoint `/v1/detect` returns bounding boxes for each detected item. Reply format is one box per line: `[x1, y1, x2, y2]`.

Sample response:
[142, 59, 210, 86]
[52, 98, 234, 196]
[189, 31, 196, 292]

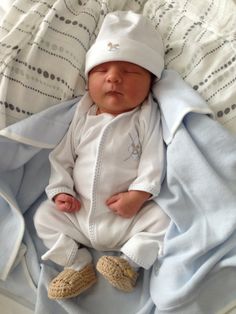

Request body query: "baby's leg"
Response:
[34, 199, 97, 299]
[120, 200, 170, 270]
[96, 201, 169, 292]
[34, 199, 92, 269]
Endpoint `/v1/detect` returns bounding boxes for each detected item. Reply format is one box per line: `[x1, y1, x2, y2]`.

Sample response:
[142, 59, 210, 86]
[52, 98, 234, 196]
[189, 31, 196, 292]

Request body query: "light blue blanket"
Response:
[1, 70, 236, 313]
[152, 71, 236, 313]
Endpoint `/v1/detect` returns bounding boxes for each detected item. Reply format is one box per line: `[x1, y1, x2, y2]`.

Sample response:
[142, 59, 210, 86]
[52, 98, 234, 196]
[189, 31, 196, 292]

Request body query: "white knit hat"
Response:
[85, 11, 164, 79]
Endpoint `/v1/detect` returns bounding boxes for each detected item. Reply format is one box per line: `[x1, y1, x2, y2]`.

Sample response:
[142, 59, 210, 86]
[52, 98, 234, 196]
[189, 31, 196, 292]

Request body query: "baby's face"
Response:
[88, 61, 152, 115]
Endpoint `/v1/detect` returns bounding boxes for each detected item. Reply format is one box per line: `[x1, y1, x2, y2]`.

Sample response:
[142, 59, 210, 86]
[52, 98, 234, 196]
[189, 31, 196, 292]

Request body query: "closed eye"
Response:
[124, 66, 143, 74]
[94, 68, 106, 72]
[90, 66, 107, 73]
[124, 70, 142, 74]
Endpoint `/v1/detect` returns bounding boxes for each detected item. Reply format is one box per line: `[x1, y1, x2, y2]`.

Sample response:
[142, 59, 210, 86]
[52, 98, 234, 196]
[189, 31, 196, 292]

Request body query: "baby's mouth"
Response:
[106, 90, 122, 96]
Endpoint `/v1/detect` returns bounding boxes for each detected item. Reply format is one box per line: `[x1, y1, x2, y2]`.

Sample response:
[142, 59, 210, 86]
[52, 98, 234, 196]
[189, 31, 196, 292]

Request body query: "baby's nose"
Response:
[106, 68, 122, 83]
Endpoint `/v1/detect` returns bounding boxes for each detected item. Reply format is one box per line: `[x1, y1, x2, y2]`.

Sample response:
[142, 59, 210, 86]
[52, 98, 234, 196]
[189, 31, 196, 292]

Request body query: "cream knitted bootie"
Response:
[96, 256, 138, 292]
[48, 263, 97, 299]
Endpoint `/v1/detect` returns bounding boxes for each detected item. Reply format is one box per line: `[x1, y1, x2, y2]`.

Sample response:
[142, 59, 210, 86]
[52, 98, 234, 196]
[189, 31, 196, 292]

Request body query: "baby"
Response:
[34, 10, 170, 300]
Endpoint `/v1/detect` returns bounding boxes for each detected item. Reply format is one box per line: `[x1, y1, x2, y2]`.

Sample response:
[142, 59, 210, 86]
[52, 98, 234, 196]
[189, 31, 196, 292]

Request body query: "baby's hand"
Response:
[106, 190, 151, 218]
[54, 193, 81, 213]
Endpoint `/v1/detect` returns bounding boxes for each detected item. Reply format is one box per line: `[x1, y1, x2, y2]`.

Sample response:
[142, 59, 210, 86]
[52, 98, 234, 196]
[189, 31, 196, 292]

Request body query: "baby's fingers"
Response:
[106, 194, 120, 206]
[57, 202, 71, 212]
[71, 198, 81, 211]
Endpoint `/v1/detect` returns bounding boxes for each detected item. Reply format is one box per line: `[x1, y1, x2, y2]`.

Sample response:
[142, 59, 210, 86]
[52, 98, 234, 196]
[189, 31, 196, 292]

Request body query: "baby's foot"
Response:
[48, 263, 97, 299]
[96, 256, 138, 292]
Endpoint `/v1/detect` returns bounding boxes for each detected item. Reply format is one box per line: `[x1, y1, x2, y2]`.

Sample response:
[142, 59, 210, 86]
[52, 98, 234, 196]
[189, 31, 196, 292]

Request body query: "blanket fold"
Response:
[0, 98, 76, 280]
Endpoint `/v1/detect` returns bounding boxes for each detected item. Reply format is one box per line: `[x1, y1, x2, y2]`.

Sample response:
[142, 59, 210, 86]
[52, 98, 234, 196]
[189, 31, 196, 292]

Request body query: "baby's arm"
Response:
[106, 190, 151, 218]
[54, 193, 81, 213]
[128, 98, 165, 197]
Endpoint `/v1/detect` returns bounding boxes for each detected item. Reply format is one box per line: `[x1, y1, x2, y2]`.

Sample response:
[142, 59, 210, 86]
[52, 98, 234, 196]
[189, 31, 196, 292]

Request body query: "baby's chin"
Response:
[97, 96, 138, 115]
[98, 106, 136, 116]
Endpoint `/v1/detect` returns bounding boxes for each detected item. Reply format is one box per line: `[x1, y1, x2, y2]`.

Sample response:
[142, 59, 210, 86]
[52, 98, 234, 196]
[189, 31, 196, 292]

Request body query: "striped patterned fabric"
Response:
[0, 0, 235, 132]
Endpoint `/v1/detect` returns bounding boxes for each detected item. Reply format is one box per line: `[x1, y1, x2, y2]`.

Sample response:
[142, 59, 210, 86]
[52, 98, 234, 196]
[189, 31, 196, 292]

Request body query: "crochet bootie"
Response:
[48, 263, 97, 299]
[96, 256, 138, 292]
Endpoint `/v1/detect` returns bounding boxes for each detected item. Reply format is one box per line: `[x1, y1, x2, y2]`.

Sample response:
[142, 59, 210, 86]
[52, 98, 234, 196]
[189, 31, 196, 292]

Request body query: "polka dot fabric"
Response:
[0, 0, 235, 133]
[144, 0, 236, 133]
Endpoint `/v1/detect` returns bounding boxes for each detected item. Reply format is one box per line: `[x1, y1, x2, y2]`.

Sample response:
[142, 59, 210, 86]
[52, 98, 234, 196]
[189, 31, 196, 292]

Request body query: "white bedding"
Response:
[0, 0, 13, 22]
[0, 0, 235, 132]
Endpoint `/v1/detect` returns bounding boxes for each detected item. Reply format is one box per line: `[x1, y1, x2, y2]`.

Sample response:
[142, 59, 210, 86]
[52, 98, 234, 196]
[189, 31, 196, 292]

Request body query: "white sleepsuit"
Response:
[34, 92, 170, 270]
